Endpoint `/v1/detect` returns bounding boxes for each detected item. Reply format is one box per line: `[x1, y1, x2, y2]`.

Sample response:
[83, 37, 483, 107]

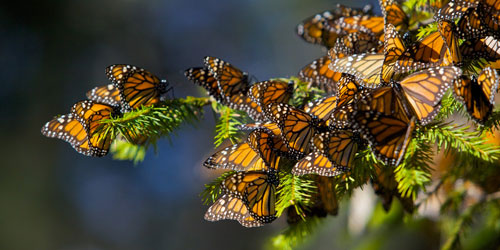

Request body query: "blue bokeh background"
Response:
[0, 0, 392, 249]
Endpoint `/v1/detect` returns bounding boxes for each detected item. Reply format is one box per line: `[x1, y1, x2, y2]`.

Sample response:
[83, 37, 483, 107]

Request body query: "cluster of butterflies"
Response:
[41, 0, 500, 228]
[190, 0, 500, 227]
[41, 65, 170, 156]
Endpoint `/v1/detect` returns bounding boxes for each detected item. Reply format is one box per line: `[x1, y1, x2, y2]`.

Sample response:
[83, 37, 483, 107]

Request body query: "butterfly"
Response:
[106, 64, 169, 112]
[313, 176, 340, 216]
[86, 84, 121, 106]
[184, 67, 224, 103]
[293, 130, 359, 176]
[237, 123, 290, 157]
[352, 91, 416, 166]
[296, 4, 373, 48]
[434, 0, 479, 21]
[456, 7, 489, 40]
[205, 193, 263, 227]
[439, 20, 462, 65]
[204, 56, 250, 98]
[394, 66, 462, 125]
[460, 36, 500, 62]
[327, 75, 369, 129]
[477, 0, 500, 33]
[371, 164, 414, 212]
[298, 55, 344, 93]
[330, 53, 386, 88]
[331, 32, 383, 56]
[203, 132, 280, 172]
[221, 171, 279, 225]
[328, 23, 404, 88]
[42, 100, 119, 157]
[331, 15, 385, 39]
[203, 143, 268, 171]
[380, 0, 408, 31]
[304, 95, 338, 122]
[350, 67, 461, 165]
[185, 63, 266, 121]
[394, 27, 457, 74]
[249, 80, 293, 109]
[453, 67, 499, 123]
[265, 103, 318, 159]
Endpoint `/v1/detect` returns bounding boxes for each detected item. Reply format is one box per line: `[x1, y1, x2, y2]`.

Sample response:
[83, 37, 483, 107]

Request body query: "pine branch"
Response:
[416, 22, 438, 39]
[110, 139, 147, 164]
[270, 216, 322, 250]
[335, 149, 377, 199]
[212, 104, 247, 147]
[200, 171, 236, 205]
[441, 198, 484, 250]
[276, 172, 317, 218]
[395, 139, 433, 200]
[419, 122, 500, 163]
[102, 96, 208, 140]
[435, 93, 465, 121]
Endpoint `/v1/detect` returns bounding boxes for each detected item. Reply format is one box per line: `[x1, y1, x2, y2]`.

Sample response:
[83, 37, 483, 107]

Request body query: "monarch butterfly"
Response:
[327, 75, 369, 129]
[86, 84, 121, 106]
[293, 130, 358, 176]
[106, 64, 169, 112]
[352, 102, 416, 166]
[329, 53, 386, 88]
[287, 175, 341, 223]
[298, 55, 343, 93]
[380, 0, 408, 31]
[41, 100, 119, 157]
[456, 8, 488, 40]
[394, 30, 454, 73]
[332, 15, 385, 38]
[478, 0, 500, 33]
[184, 67, 224, 103]
[460, 36, 500, 61]
[331, 32, 383, 56]
[237, 123, 290, 156]
[435, 0, 478, 21]
[205, 193, 263, 227]
[249, 80, 293, 108]
[221, 171, 279, 224]
[336, 73, 364, 107]
[296, 4, 373, 48]
[304, 95, 338, 122]
[439, 20, 462, 65]
[185, 65, 266, 121]
[395, 66, 462, 125]
[314, 176, 340, 215]
[204, 56, 250, 99]
[247, 128, 282, 168]
[381, 23, 406, 83]
[453, 67, 499, 123]
[265, 103, 318, 159]
[371, 164, 414, 212]
[203, 140, 279, 172]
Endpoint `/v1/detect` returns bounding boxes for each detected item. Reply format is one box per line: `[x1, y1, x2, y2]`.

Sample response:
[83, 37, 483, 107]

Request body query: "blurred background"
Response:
[0, 0, 444, 249]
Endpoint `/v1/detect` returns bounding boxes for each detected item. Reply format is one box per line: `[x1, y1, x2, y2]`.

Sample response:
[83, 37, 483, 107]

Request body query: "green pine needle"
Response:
[395, 139, 433, 199]
[269, 216, 322, 250]
[419, 122, 500, 163]
[275, 172, 317, 218]
[100, 96, 209, 161]
[212, 104, 247, 147]
[110, 139, 147, 164]
[200, 171, 236, 205]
